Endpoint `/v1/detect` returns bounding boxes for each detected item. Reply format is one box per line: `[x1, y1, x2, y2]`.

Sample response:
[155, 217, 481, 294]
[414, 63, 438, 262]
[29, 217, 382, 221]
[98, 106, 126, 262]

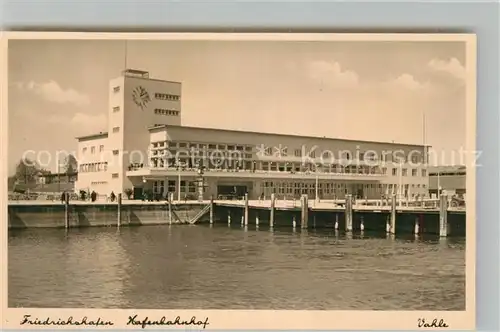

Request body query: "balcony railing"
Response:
[126, 165, 386, 179]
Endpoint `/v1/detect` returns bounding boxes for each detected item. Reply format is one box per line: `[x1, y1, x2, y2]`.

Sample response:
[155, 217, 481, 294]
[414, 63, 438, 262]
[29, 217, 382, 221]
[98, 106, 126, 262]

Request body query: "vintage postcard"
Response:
[1, 32, 476, 330]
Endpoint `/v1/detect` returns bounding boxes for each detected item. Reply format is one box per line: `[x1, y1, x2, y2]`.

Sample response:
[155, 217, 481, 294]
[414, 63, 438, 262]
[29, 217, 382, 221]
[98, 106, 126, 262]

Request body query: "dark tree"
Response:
[63, 154, 78, 174]
[14, 158, 40, 184]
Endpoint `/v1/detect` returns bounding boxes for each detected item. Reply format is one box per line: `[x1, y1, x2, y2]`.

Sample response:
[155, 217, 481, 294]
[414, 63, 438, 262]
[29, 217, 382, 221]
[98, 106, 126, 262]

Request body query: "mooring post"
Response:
[244, 193, 249, 226]
[228, 210, 231, 225]
[64, 192, 70, 229]
[360, 215, 365, 231]
[345, 194, 353, 232]
[414, 215, 420, 235]
[209, 195, 214, 224]
[270, 193, 276, 227]
[334, 213, 339, 230]
[168, 192, 173, 224]
[117, 193, 122, 228]
[439, 193, 449, 237]
[300, 195, 305, 226]
[301, 195, 309, 229]
[256, 211, 260, 226]
[390, 193, 396, 234]
[292, 214, 297, 228]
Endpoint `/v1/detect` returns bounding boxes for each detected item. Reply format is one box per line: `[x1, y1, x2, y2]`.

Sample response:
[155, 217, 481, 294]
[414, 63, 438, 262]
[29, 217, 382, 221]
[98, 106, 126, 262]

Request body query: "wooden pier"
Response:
[213, 193, 465, 237]
[8, 193, 466, 236]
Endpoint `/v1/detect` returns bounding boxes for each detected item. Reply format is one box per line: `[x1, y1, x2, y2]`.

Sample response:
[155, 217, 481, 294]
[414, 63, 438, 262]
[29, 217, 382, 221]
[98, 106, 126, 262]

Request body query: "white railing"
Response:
[127, 167, 386, 179]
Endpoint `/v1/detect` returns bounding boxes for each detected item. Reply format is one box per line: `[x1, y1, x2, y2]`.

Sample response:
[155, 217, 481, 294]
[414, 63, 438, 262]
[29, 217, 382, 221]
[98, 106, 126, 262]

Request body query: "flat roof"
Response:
[149, 124, 428, 148]
[126, 75, 182, 85]
[122, 69, 182, 85]
[428, 165, 466, 173]
[76, 132, 108, 141]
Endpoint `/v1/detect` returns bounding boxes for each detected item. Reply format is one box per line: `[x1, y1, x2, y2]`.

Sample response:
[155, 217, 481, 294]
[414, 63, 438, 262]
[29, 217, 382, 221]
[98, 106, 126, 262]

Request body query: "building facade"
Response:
[428, 166, 466, 197]
[75, 69, 430, 200]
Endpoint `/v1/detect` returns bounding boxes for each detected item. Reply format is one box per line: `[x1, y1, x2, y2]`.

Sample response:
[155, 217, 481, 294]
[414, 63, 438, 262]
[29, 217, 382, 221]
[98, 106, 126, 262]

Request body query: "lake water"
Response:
[8, 224, 465, 310]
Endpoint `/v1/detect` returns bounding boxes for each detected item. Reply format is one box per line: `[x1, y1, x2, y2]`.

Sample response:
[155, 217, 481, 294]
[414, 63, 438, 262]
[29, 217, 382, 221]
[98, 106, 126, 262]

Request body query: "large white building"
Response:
[76, 69, 430, 200]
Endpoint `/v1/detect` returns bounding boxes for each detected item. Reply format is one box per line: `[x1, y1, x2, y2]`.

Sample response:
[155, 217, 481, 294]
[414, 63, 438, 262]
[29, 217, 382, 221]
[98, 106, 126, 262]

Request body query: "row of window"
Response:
[262, 181, 426, 189]
[290, 149, 422, 162]
[429, 172, 466, 176]
[154, 108, 180, 116]
[148, 157, 428, 177]
[79, 162, 108, 173]
[383, 167, 427, 177]
[151, 148, 426, 169]
[151, 150, 254, 159]
[82, 145, 104, 154]
[155, 93, 180, 101]
[151, 141, 253, 152]
[153, 180, 203, 194]
[112, 86, 180, 101]
[81, 146, 120, 156]
[151, 141, 424, 163]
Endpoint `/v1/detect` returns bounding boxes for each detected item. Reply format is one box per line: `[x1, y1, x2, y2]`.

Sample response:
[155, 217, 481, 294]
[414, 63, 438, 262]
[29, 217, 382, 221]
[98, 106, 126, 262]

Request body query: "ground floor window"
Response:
[152, 180, 165, 194]
[259, 180, 388, 199]
[188, 181, 196, 193]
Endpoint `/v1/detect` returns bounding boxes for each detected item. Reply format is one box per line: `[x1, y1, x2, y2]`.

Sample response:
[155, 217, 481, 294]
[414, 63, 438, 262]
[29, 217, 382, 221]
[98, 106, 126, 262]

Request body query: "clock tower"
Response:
[106, 69, 182, 194]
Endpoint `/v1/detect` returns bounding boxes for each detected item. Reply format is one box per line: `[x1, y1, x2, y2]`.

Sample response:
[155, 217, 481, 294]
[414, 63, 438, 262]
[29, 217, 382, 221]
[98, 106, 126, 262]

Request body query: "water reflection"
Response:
[9, 225, 465, 310]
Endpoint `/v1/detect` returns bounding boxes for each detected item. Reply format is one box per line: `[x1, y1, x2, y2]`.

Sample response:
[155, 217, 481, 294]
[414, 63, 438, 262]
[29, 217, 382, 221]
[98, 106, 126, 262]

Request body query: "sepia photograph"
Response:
[3, 32, 476, 330]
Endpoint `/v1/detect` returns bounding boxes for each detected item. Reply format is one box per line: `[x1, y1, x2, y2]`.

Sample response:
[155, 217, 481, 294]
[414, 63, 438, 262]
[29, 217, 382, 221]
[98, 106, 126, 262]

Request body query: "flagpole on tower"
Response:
[124, 40, 128, 71]
[423, 108, 427, 165]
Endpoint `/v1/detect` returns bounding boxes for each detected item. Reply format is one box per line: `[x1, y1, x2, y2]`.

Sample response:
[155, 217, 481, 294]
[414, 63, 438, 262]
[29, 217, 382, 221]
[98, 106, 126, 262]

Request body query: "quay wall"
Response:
[8, 201, 466, 236]
[8, 203, 209, 229]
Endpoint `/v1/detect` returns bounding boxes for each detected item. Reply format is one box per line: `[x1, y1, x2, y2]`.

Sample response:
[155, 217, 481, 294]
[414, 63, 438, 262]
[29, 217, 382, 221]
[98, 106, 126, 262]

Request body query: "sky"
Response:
[7, 38, 467, 174]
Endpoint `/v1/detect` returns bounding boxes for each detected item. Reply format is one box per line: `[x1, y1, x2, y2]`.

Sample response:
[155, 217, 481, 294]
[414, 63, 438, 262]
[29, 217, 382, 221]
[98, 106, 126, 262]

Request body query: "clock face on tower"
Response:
[132, 86, 151, 110]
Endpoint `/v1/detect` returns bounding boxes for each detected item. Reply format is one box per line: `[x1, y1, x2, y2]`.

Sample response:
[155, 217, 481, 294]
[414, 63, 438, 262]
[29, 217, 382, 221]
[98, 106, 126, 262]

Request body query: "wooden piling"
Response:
[256, 211, 260, 226]
[414, 216, 420, 235]
[270, 193, 275, 227]
[117, 193, 122, 227]
[390, 193, 396, 234]
[439, 193, 449, 237]
[301, 195, 309, 229]
[244, 193, 249, 226]
[168, 192, 173, 224]
[209, 195, 214, 224]
[228, 210, 232, 225]
[345, 194, 353, 232]
[64, 192, 70, 229]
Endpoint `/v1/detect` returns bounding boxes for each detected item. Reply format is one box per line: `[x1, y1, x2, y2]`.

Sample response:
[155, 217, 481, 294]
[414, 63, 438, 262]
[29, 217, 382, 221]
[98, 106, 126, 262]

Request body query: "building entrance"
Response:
[217, 185, 248, 200]
[133, 187, 143, 200]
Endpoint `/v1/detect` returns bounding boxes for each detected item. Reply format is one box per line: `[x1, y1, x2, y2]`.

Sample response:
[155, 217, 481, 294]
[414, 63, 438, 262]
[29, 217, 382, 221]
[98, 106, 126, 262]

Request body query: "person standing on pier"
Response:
[60, 191, 66, 204]
[110, 191, 116, 202]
